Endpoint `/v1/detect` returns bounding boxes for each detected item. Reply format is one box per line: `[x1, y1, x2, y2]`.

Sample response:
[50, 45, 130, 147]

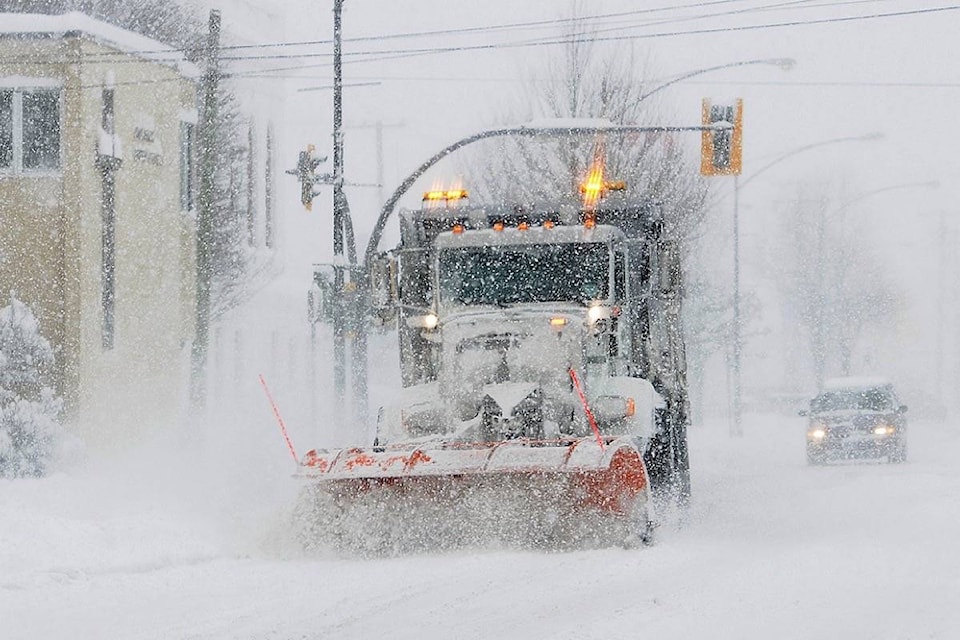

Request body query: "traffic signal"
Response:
[700, 99, 743, 176]
[289, 144, 327, 210]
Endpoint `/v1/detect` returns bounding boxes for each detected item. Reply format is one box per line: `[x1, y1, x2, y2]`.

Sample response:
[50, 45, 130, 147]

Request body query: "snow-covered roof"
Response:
[0, 12, 199, 79]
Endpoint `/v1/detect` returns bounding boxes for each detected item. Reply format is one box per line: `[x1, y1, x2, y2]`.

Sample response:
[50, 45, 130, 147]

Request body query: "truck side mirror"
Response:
[369, 253, 399, 325]
[659, 240, 682, 294]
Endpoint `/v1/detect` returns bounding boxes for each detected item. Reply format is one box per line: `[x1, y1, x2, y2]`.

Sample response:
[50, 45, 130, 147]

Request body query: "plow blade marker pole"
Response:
[259, 373, 299, 463]
[568, 368, 605, 451]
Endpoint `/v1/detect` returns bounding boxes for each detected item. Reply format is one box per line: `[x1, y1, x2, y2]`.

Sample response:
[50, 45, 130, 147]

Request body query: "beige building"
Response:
[0, 13, 198, 443]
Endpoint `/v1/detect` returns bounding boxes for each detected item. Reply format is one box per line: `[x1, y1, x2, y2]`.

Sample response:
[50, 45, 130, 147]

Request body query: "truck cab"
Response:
[376, 193, 691, 497]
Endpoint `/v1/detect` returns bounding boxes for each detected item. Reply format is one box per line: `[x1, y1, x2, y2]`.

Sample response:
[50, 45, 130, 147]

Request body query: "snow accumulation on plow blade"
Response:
[292, 437, 654, 555]
[298, 437, 647, 513]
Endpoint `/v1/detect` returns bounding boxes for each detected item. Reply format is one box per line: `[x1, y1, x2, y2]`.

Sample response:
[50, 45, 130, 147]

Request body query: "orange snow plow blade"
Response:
[293, 437, 653, 555]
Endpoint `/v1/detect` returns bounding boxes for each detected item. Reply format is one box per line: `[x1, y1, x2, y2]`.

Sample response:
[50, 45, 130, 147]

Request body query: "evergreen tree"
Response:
[0, 295, 61, 478]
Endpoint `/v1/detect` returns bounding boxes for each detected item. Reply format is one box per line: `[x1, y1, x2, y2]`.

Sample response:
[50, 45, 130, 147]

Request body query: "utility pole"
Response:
[291, 3, 377, 433]
[331, 0, 347, 417]
[732, 173, 742, 436]
[330, 0, 366, 429]
[190, 9, 220, 410]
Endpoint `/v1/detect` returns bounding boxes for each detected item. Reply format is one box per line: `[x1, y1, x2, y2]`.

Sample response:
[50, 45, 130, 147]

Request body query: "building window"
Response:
[0, 90, 12, 168]
[179, 121, 194, 211]
[0, 87, 61, 173]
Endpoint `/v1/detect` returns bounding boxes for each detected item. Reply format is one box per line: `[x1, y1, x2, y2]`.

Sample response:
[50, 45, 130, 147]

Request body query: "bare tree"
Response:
[775, 183, 902, 387]
[455, 12, 724, 423]
[458, 16, 708, 245]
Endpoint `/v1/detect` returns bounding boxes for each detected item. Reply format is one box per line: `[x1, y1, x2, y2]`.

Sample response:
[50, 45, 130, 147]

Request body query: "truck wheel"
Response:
[644, 431, 689, 507]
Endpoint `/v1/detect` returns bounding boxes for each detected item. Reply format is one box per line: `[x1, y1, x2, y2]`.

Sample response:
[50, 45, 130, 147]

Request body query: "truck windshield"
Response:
[438, 242, 610, 306]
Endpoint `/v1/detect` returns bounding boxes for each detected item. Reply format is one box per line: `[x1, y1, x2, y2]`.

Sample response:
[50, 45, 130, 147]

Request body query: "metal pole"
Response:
[190, 9, 221, 411]
[732, 174, 742, 436]
[375, 120, 384, 208]
[936, 210, 945, 405]
[331, 0, 346, 418]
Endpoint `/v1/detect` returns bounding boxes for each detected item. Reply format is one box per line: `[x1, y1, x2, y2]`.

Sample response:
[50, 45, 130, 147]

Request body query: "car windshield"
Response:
[811, 388, 896, 412]
[438, 242, 609, 306]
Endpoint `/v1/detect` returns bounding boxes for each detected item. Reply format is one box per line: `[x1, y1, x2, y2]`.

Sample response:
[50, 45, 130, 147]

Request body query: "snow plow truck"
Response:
[296, 166, 692, 554]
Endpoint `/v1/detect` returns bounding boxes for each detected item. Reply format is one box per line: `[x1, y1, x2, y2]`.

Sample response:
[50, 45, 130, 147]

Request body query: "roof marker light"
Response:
[492, 221, 505, 231]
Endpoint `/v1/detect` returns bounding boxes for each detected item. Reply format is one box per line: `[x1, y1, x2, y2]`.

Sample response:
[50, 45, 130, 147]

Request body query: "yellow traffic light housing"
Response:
[701, 98, 743, 176]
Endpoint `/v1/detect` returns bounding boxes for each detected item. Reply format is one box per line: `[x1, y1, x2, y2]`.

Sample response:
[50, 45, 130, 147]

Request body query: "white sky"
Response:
[208, 0, 960, 404]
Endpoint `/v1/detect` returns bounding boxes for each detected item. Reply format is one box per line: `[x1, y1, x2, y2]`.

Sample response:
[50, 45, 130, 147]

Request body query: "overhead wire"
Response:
[0, 0, 905, 65]
[225, 4, 959, 73]
[6, 2, 954, 89]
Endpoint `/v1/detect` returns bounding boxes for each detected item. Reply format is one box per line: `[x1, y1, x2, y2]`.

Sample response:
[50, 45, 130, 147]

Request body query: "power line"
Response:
[6, 3, 954, 79]
[231, 4, 960, 72]
[1, 0, 762, 58]
[0, 0, 903, 64]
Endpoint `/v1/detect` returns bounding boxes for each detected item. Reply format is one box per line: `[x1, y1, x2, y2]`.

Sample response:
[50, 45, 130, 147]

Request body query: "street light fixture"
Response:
[729, 132, 883, 436]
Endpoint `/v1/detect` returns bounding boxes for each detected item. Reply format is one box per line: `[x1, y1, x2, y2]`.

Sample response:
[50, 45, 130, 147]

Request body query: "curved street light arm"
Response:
[637, 57, 795, 104]
[363, 122, 713, 268]
[828, 180, 939, 218]
[739, 132, 883, 190]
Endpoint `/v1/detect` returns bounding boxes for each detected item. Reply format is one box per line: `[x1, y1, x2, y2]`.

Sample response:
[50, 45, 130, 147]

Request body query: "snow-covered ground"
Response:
[3, 412, 958, 639]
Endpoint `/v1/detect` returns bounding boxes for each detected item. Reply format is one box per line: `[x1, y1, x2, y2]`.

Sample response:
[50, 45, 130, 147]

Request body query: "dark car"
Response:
[801, 377, 908, 465]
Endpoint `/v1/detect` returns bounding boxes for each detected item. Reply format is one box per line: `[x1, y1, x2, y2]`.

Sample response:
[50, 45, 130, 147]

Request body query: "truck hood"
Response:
[437, 305, 585, 396]
[441, 304, 587, 335]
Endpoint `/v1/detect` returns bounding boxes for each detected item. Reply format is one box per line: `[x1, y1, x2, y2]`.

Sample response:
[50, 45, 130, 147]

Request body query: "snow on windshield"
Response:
[438, 242, 609, 306]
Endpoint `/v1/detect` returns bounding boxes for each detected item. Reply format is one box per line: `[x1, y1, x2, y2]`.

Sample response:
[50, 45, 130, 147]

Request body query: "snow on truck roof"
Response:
[433, 224, 623, 249]
[0, 12, 200, 78]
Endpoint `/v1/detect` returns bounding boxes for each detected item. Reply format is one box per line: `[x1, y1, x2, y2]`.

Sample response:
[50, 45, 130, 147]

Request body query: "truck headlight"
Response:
[873, 425, 895, 436]
[406, 312, 439, 330]
[807, 428, 826, 440]
[586, 303, 611, 326]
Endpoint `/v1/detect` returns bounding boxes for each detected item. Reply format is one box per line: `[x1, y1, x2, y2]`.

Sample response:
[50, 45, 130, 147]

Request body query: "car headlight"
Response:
[873, 425, 895, 436]
[807, 428, 826, 440]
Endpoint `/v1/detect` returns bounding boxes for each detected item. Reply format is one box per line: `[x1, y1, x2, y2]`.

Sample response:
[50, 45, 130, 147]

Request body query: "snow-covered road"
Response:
[4, 414, 959, 639]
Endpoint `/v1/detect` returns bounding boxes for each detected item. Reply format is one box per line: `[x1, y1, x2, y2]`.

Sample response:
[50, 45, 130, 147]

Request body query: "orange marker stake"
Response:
[258, 374, 299, 464]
